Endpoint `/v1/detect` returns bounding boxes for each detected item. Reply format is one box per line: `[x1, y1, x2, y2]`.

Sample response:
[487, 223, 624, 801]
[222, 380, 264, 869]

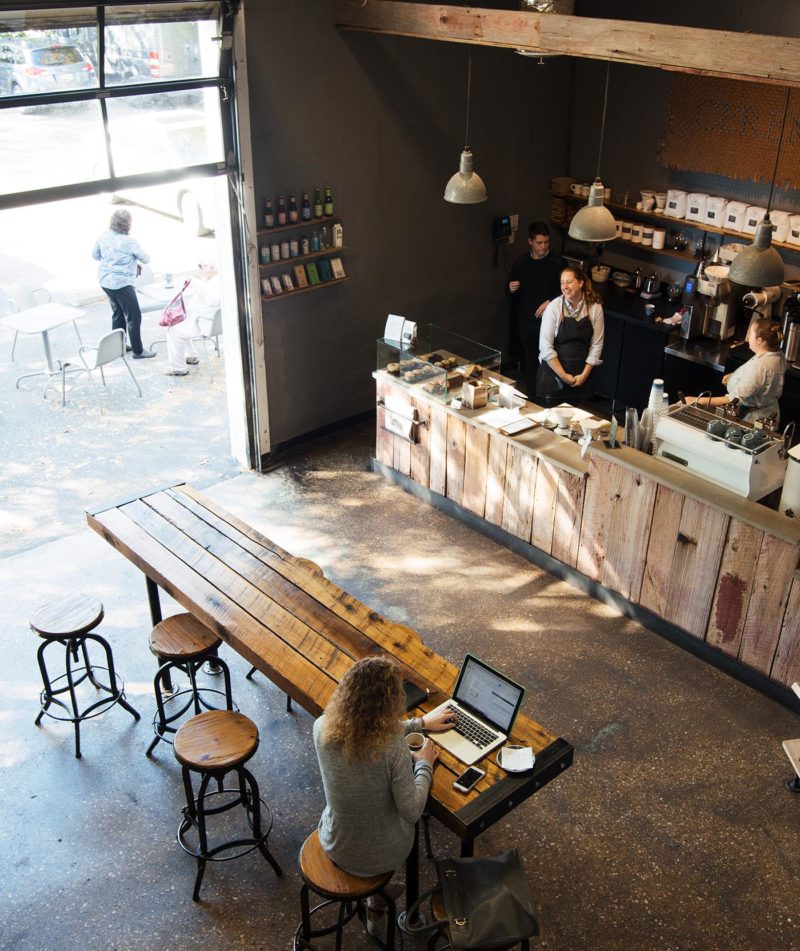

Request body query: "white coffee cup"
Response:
[655, 192, 667, 210]
[570, 183, 583, 195]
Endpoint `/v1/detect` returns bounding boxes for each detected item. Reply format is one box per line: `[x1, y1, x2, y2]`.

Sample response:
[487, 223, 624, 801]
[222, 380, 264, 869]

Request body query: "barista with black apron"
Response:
[536, 265, 605, 404]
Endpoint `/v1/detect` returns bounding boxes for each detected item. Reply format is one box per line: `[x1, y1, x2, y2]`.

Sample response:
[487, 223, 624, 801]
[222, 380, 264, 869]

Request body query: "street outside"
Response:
[0, 192, 239, 558]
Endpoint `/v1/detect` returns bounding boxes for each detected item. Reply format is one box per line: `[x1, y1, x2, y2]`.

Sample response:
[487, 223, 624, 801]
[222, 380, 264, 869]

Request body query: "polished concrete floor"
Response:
[2, 422, 800, 951]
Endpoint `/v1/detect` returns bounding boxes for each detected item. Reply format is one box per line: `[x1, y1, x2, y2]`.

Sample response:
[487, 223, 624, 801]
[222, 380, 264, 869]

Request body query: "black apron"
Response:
[536, 300, 594, 401]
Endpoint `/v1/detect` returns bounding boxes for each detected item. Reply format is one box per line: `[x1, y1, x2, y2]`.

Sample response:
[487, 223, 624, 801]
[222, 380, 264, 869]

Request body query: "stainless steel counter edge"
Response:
[374, 371, 588, 478]
[587, 441, 800, 545]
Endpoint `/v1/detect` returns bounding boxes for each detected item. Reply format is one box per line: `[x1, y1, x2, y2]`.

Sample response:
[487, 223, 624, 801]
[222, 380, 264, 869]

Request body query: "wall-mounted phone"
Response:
[492, 215, 512, 243]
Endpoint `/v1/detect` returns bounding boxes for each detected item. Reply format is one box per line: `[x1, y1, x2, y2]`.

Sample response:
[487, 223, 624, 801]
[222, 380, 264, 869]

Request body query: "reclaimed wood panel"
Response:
[662, 499, 729, 638]
[461, 426, 489, 518]
[639, 485, 685, 617]
[551, 469, 586, 569]
[531, 458, 558, 555]
[771, 578, 800, 686]
[375, 379, 394, 467]
[739, 535, 798, 674]
[409, 395, 431, 489]
[445, 414, 466, 506]
[705, 519, 764, 657]
[501, 444, 536, 542]
[393, 424, 411, 476]
[599, 465, 658, 603]
[429, 403, 448, 496]
[484, 435, 508, 527]
[576, 454, 618, 581]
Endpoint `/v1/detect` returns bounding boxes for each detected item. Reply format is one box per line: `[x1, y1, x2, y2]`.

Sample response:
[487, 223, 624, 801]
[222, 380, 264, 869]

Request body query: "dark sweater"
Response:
[508, 251, 564, 322]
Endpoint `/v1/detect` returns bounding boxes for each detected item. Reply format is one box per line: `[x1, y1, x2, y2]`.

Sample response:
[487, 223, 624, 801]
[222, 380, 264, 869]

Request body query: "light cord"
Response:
[595, 61, 611, 180]
[464, 47, 473, 148]
[767, 87, 791, 214]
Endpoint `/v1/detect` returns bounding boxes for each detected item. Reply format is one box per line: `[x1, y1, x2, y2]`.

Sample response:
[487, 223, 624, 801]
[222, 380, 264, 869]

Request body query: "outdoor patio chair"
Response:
[1, 282, 53, 361]
[46, 328, 142, 405]
[195, 307, 222, 357]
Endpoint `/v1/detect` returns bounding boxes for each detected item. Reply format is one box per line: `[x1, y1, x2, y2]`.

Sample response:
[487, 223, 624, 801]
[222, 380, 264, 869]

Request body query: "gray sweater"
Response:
[313, 715, 433, 876]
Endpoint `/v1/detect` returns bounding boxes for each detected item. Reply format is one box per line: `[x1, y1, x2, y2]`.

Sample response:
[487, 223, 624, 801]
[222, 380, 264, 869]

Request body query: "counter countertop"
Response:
[594, 282, 682, 333]
[376, 370, 800, 545]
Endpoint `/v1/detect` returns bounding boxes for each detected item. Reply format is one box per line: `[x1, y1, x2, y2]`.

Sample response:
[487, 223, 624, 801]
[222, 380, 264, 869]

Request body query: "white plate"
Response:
[497, 745, 536, 773]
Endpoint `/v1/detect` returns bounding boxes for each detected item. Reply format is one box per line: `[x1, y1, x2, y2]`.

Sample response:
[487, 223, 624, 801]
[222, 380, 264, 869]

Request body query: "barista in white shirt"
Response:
[690, 318, 786, 423]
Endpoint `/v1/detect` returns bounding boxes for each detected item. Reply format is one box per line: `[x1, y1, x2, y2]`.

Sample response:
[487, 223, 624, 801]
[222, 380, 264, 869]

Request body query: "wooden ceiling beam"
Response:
[333, 1, 800, 87]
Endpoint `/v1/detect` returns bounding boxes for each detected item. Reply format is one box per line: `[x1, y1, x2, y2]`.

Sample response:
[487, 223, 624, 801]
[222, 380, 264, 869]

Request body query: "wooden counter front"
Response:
[374, 373, 800, 695]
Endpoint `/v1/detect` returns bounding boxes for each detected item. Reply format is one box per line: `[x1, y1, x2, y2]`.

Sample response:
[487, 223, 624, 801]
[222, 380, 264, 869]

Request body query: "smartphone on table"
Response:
[452, 765, 486, 793]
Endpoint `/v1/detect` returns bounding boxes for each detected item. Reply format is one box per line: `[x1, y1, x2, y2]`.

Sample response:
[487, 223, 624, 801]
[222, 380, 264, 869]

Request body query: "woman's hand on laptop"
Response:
[421, 708, 458, 733]
[412, 737, 438, 766]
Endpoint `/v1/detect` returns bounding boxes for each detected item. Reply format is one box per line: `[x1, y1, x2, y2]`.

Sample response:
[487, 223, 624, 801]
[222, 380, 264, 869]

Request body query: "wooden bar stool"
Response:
[295, 829, 397, 951]
[146, 613, 236, 757]
[173, 710, 282, 901]
[32, 594, 140, 758]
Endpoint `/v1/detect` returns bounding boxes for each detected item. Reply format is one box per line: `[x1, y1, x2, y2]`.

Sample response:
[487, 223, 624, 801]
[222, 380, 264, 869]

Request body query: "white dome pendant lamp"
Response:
[729, 88, 788, 288]
[444, 47, 487, 204]
[568, 62, 616, 243]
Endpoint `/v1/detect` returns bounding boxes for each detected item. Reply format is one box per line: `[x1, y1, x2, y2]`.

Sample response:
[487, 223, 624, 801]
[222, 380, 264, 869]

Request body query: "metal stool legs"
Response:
[147, 653, 235, 757]
[178, 762, 282, 901]
[35, 631, 140, 758]
[246, 665, 293, 712]
[297, 883, 397, 951]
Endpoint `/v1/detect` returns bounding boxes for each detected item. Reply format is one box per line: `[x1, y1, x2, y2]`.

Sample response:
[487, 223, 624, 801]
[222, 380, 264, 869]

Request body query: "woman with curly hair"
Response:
[313, 656, 455, 881]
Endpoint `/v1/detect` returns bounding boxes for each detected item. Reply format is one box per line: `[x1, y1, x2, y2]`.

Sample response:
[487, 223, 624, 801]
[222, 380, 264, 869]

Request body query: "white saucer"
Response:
[497, 745, 536, 773]
[555, 426, 571, 436]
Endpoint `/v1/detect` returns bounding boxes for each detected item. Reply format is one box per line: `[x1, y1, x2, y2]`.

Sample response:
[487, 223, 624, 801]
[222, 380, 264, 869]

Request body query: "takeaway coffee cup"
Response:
[406, 732, 425, 752]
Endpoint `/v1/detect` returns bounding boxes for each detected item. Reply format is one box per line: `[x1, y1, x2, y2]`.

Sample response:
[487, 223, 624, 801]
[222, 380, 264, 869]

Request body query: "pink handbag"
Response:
[159, 280, 191, 327]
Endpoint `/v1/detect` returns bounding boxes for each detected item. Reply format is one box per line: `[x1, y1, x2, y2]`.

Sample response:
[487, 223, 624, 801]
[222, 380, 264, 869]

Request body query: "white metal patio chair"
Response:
[46, 329, 142, 405]
[195, 307, 222, 357]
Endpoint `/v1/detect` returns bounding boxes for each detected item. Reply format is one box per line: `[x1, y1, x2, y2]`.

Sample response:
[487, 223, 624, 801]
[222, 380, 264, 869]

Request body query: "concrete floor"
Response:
[2, 401, 800, 949]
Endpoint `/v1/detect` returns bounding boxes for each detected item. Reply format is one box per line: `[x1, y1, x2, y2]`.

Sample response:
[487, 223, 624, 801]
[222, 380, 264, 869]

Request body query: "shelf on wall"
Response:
[261, 276, 348, 302]
[259, 246, 347, 270]
[553, 193, 800, 255]
[256, 213, 342, 237]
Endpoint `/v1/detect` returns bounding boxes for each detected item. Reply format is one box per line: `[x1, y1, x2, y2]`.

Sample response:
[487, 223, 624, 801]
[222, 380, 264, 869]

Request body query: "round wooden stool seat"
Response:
[149, 613, 221, 661]
[174, 710, 258, 772]
[30, 594, 104, 639]
[299, 830, 392, 900]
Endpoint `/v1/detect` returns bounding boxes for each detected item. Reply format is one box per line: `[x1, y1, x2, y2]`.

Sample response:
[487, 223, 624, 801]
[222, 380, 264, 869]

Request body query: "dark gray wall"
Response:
[245, 0, 571, 446]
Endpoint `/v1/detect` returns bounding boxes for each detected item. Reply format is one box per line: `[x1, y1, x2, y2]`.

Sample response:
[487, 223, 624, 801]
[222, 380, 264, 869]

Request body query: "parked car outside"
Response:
[0, 41, 96, 96]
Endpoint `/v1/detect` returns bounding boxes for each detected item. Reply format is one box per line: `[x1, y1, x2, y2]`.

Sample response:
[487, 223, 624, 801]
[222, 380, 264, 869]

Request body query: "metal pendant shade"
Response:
[568, 179, 617, 242]
[568, 62, 614, 243]
[444, 149, 488, 204]
[729, 217, 785, 287]
[445, 48, 487, 204]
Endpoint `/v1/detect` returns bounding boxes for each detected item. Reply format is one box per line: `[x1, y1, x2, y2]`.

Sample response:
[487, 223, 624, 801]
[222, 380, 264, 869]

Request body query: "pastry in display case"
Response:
[377, 323, 502, 403]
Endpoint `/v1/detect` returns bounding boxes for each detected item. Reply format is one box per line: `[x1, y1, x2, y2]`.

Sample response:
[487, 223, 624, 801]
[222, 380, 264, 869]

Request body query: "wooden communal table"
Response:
[87, 484, 573, 903]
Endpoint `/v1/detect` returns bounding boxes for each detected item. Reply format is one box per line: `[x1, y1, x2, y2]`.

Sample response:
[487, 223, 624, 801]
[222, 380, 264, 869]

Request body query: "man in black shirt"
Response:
[508, 222, 563, 397]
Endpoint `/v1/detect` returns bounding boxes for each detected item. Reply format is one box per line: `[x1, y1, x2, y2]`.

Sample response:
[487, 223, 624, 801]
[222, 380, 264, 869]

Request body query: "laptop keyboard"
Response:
[449, 706, 497, 749]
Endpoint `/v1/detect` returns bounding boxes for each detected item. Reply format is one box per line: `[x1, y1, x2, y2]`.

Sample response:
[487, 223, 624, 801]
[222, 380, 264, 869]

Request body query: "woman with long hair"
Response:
[689, 317, 786, 423]
[313, 656, 455, 881]
[536, 264, 604, 403]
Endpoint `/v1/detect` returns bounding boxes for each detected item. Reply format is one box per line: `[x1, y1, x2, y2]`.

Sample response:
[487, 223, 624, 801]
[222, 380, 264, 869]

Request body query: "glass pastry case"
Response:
[377, 323, 502, 403]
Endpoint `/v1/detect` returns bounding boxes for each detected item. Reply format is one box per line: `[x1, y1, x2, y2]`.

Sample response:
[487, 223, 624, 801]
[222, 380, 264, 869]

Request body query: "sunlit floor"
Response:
[1, 424, 800, 951]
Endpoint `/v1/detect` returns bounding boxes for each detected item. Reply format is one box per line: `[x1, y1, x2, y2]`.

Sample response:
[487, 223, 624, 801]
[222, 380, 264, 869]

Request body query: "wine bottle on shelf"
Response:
[288, 194, 299, 224]
[277, 196, 287, 226]
[264, 198, 275, 229]
[313, 187, 323, 218]
[301, 192, 312, 221]
[323, 186, 334, 216]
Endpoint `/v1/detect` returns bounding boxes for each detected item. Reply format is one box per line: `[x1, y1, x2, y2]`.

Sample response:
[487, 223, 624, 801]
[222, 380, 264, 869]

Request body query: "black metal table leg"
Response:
[146, 577, 175, 693]
[459, 836, 474, 858]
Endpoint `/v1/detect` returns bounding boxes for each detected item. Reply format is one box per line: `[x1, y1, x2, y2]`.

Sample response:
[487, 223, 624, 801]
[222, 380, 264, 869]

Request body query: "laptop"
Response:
[427, 654, 525, 766]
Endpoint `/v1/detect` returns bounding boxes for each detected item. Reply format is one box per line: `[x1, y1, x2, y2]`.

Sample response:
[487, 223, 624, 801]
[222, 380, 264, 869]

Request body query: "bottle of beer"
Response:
[324, 186, 334, 217]
[288, 194, 299, 224]
[264, 198, 275, 228]
[277, 196, 287, 226]
[313, 187, 323, 218]
[301, 192, 312, 221]
[310, 230, 320, 252]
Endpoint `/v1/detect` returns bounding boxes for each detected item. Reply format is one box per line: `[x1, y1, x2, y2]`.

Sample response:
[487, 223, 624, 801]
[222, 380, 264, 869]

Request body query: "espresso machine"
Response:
[695, 264, 735, 339]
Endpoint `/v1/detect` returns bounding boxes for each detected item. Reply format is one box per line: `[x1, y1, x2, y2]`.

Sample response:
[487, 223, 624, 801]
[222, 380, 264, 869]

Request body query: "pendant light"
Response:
[444, 47, 487, 204]
[568, 62, 616, 243]
[729, 88, 789, 288]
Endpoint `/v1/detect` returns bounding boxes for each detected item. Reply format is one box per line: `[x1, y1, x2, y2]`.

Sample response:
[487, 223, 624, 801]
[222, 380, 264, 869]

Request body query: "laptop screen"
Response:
[453, 654, 525, 733]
